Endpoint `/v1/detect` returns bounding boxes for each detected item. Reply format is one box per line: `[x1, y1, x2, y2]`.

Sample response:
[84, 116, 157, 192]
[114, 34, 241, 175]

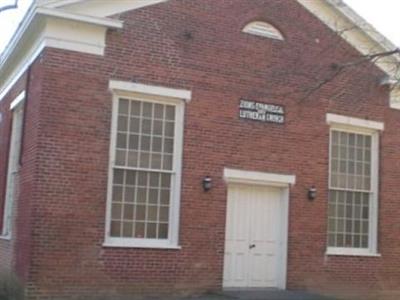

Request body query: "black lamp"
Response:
[202, 176, 212, 191]
[308, 186, 317, 200]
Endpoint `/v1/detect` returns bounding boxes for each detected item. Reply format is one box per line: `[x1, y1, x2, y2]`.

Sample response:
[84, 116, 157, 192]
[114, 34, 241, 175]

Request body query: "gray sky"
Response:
[0, 0, 399, 56]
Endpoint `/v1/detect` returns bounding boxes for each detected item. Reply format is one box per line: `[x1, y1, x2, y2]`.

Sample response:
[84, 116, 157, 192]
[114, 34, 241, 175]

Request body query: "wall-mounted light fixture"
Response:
[308, 186, 317, 201]
[202, 176, 212, 192]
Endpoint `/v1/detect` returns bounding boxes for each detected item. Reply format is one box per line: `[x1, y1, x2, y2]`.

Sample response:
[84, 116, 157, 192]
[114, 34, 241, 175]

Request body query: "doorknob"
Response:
[249, 244, 256, 249]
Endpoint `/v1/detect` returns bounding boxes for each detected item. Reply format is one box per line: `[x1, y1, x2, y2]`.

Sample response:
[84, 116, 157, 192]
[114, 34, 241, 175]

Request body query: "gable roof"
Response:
[0, 0, 399, 107]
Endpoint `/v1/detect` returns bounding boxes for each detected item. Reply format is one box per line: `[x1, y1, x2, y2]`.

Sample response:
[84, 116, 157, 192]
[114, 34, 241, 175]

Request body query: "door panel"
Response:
[223, 185, 282, 288]
[248, 188, 281, 287]
[223, 185, 251, 287]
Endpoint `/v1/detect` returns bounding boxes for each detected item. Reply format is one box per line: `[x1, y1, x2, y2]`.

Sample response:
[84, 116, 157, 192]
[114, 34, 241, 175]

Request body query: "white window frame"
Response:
[104, 80, 191, 249]
[326, 113, 383, 257]
[1, 91, 25, 240]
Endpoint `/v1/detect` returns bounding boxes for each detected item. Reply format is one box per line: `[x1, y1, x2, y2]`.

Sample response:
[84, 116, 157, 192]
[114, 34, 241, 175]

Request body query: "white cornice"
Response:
[0, 0, 172, 102]
[0, 4, 123, 101]
[37, 0, 85, 8]
[55, 0, 168, 18]
[36, 7, 123, 29]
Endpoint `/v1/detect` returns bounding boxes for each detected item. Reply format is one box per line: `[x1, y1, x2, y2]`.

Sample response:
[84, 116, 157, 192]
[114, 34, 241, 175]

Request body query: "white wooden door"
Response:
[223, 184, 283, 288]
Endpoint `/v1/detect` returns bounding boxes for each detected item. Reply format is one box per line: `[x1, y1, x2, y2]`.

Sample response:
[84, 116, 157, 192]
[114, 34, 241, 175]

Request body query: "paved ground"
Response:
[179, 289, 337, 300]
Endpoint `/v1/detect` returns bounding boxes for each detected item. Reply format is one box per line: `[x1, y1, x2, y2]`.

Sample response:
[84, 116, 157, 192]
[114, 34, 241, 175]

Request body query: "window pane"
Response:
[113, 169, 124, 184]
[330, 130, 372, 192]
[148, 206, 158, 221]
[136, 205, 146, 220]
[328, 190, 370, 249]
[130, 117, 140, 133]
[122, 222, 133, 238]
[151, 153, 162, 169]
[111, 204, 122, 219]
[142, 102, 152, 118]
[141, 119, 151, 135]
[135, 222, 145, 238]
[139, 152, 150, 168]
[115, 150, 126, 166]
[127, 151, 138, 167]
[140, 136, 151, 151]
[149, 173, 160, 187]
[165, 122, 175, 137]
[149, 189, 159, 204]
[124, 204, 134, 220]
[153, 120, 163, 135]
[118, 99, 129, 115]
[163, 154, 173, 170]
[131, 101, 141, 116]
[154, 104, 164, 119]
[118, 116, 128, 131]
[111, 98, 177, 241]
[158, 224, 168, 239]
[111, 221, 122, 237]
[165, 105, 175, 120]
[115, 98, 176, 171]
[117, 133, 127, 148]
[152, 137, 162, 152]
[112, 186, 123, 202]
[128, 134, 139, 150]
[111, 170, 171, 240]
[161, 174, 171, 188]
[146, 223, 157, 238]
[164, 138, 174, 154]
[160, 207, 169, 222]
[125, 187, 135, 202]
[160, 189, 170, 205]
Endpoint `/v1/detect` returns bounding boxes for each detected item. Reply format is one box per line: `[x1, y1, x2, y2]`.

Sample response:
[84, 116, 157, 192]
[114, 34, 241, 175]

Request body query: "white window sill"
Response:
[326, 248, 381, 257]
[103, 238, 181, 250]
[0, 235, 11, 241]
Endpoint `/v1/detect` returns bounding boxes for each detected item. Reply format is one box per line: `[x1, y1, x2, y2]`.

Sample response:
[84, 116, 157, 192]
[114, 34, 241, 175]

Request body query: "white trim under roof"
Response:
[36, 7, 123, 29]
[0, 4, 123, 102]
[109, 80, 192, 102]
[53, 0, 168, 18]
[38, 0, 86, 8]
[224, 168, 296, 187]
[326, 113, 384, 131]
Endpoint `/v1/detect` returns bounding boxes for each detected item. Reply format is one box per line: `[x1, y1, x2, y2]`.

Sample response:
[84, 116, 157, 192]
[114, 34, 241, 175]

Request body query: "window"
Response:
[326, 113, 383, 256]
[105, 81, 190, 249]
[1, 94, 25, 238]
[242, 21, 284, 40]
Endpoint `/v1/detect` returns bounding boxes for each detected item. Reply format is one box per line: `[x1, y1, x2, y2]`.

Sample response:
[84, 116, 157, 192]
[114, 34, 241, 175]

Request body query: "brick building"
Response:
[0, 0, 400, 299]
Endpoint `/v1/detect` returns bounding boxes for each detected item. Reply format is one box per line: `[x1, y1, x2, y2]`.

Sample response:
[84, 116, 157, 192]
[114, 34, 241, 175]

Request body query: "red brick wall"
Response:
[2, 0, 400, 299]
[0, 55, 44, 285]
[14, 57, 45, 284]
